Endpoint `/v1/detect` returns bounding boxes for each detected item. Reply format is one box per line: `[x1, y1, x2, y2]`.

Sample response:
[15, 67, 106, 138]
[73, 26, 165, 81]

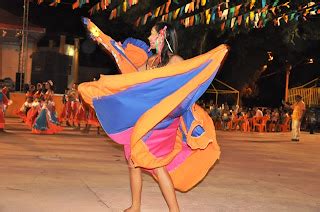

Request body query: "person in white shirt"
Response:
[255, 107, 263, 117]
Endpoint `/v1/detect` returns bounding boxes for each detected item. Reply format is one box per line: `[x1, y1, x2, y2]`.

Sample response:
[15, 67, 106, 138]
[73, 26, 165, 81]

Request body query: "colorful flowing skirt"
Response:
[32, 109, 63, 134]
[79, 44, 228, 191]
[0, 106, 5, 129]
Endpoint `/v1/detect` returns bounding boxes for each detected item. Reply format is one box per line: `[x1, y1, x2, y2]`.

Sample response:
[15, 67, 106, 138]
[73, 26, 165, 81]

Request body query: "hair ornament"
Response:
[48, 80, 54, 87]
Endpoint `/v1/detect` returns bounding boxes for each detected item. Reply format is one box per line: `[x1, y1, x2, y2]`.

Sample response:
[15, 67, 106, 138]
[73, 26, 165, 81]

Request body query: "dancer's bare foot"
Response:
[124, 206, 140, 212]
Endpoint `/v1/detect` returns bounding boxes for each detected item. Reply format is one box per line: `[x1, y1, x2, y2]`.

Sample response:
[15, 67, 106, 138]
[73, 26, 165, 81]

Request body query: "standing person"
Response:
[24, 83, 43, 128]
[0, 80, 10, 132]
[79, 18, 227, 212]
[32, 80, 62, 134]
[305, 107, 316, 134]
[290, 95, 306, 142]
[59, 88, 70, 126]
[125, 22, 183, 212]
[16, 84, 35, 122]
[34, 83, 43, 98]
[66, 83, 80, 128]
[255, 107, 263, 117]
[283, 95, 306, 142]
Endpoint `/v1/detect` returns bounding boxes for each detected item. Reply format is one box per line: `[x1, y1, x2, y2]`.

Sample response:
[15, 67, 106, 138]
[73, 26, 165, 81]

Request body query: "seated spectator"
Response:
[255, 107, 263, 117]
[221, 111, 231, 130]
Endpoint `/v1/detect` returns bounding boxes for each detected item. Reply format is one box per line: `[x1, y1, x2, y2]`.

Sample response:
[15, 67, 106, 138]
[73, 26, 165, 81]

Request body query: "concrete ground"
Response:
[0, 118, 319, 212]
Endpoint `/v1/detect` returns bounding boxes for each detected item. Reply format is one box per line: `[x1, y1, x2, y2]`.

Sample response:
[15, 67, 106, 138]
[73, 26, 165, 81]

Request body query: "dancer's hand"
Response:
[82, 17, 102, 42]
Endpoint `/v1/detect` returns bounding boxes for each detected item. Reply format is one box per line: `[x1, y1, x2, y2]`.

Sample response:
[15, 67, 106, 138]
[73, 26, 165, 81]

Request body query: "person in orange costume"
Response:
[0, 80, 10, 131]
[32, 81, 63, 134]
[16, 85, 35, 122]
[79, 18, 228, 212]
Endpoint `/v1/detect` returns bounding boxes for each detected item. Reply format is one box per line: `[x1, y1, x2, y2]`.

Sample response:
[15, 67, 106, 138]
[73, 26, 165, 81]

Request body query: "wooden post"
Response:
[216, 93, 218, 105]
[59, 35, 66, 54]
[49, 40, 54, 48]
[73, 38, 80, 84]
[237, 91, 240, 106]
[285, 63, 292, 102]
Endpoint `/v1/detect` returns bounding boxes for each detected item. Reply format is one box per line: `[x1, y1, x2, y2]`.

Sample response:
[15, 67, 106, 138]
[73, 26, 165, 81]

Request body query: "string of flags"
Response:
[36, 0, 139, 12]
[35, 0, 320, 32]
[134, 0, 319, 32]
[134, 0, 273, 26]
[89, 0, 139, 17]
[36, 0, 89, 8]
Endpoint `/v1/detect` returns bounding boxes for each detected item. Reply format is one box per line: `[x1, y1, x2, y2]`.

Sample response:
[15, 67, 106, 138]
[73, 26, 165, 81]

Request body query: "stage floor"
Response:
[0, 118, 319, 212]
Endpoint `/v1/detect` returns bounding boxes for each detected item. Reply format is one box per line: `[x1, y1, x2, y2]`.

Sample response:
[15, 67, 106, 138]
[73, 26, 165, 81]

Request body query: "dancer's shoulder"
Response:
[168, 55, 183, 65]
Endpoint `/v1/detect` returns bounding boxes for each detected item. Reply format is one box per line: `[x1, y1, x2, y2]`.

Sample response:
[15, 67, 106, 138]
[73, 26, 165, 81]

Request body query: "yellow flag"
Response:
[250, 0, 256, 9]
[123, 0, 127, 12]
[155, 6, 161, 17]
[249, 11, 254, 21]
[173, 8, 180, 19]
[185, 3, 190, 13]
[206, 14, 211, 24]
[245, 16, 249, 26]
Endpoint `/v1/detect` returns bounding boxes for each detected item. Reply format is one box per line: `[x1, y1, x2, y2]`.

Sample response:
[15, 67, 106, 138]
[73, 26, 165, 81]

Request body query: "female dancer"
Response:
[67, 83, 80, 127]
[0, 80, 9, 131]
[124, 23, 183, 212]
[24, 83, 42, 128]
[34, 83, 43, 99]
[79, 18, 227, 212]
[16, 85, 35, 122]
[32, 80, 62, 134]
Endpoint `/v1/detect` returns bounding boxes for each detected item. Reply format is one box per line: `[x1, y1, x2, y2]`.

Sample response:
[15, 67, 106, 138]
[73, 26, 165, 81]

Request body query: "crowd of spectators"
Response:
[198, 100, 292, 132]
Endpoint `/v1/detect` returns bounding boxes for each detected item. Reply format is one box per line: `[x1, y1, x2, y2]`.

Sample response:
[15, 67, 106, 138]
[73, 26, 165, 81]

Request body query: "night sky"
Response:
[1, 0, 319, 107]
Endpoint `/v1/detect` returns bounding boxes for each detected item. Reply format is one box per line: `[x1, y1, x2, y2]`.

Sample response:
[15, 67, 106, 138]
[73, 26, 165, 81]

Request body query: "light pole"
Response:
[284, 59, 314, 102]
[17, 0, 29, 91]
[284, 63, 292, 102]
[261, 52, 315, 103]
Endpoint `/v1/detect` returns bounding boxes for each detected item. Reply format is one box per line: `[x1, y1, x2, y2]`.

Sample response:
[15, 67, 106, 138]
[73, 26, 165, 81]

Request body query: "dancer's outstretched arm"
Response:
[82, 17, 138, 73]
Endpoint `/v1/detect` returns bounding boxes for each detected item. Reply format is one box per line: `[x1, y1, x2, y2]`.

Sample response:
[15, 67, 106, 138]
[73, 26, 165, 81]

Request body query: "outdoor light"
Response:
[65, 45, 75, 56]
[307, 58, 314, 64]
[15, 30, 22, 37]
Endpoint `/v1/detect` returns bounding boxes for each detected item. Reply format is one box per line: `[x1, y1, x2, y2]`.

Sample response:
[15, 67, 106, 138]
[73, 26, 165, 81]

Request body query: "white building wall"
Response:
[1, 42, 34, 84]
[1, 42, 19, 81]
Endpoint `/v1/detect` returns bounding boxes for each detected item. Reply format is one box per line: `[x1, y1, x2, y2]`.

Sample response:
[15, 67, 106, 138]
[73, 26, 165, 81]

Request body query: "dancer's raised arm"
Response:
[82, 17, 152, 73]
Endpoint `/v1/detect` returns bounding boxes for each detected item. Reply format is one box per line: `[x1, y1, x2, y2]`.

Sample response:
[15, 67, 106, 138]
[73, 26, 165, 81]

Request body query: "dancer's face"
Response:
[45, 82, 50, 90]
[72, 83, 78, 90]
[30, 85, 35, 92]
[148, 27, 159, 50]
[37, 83, 42, 90]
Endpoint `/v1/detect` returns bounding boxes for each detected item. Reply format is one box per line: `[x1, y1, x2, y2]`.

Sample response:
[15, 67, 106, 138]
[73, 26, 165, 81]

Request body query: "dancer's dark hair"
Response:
[153, 22, 178, 67]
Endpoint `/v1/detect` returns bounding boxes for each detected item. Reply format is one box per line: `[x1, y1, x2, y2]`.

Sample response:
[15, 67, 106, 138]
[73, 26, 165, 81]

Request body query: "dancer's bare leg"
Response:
[81, 124, 90, 134]
[97, 126, 100, 135]
[74, 123, 80, 130]
[154, 167, 180, 212]
[124, 161, 142, 212]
